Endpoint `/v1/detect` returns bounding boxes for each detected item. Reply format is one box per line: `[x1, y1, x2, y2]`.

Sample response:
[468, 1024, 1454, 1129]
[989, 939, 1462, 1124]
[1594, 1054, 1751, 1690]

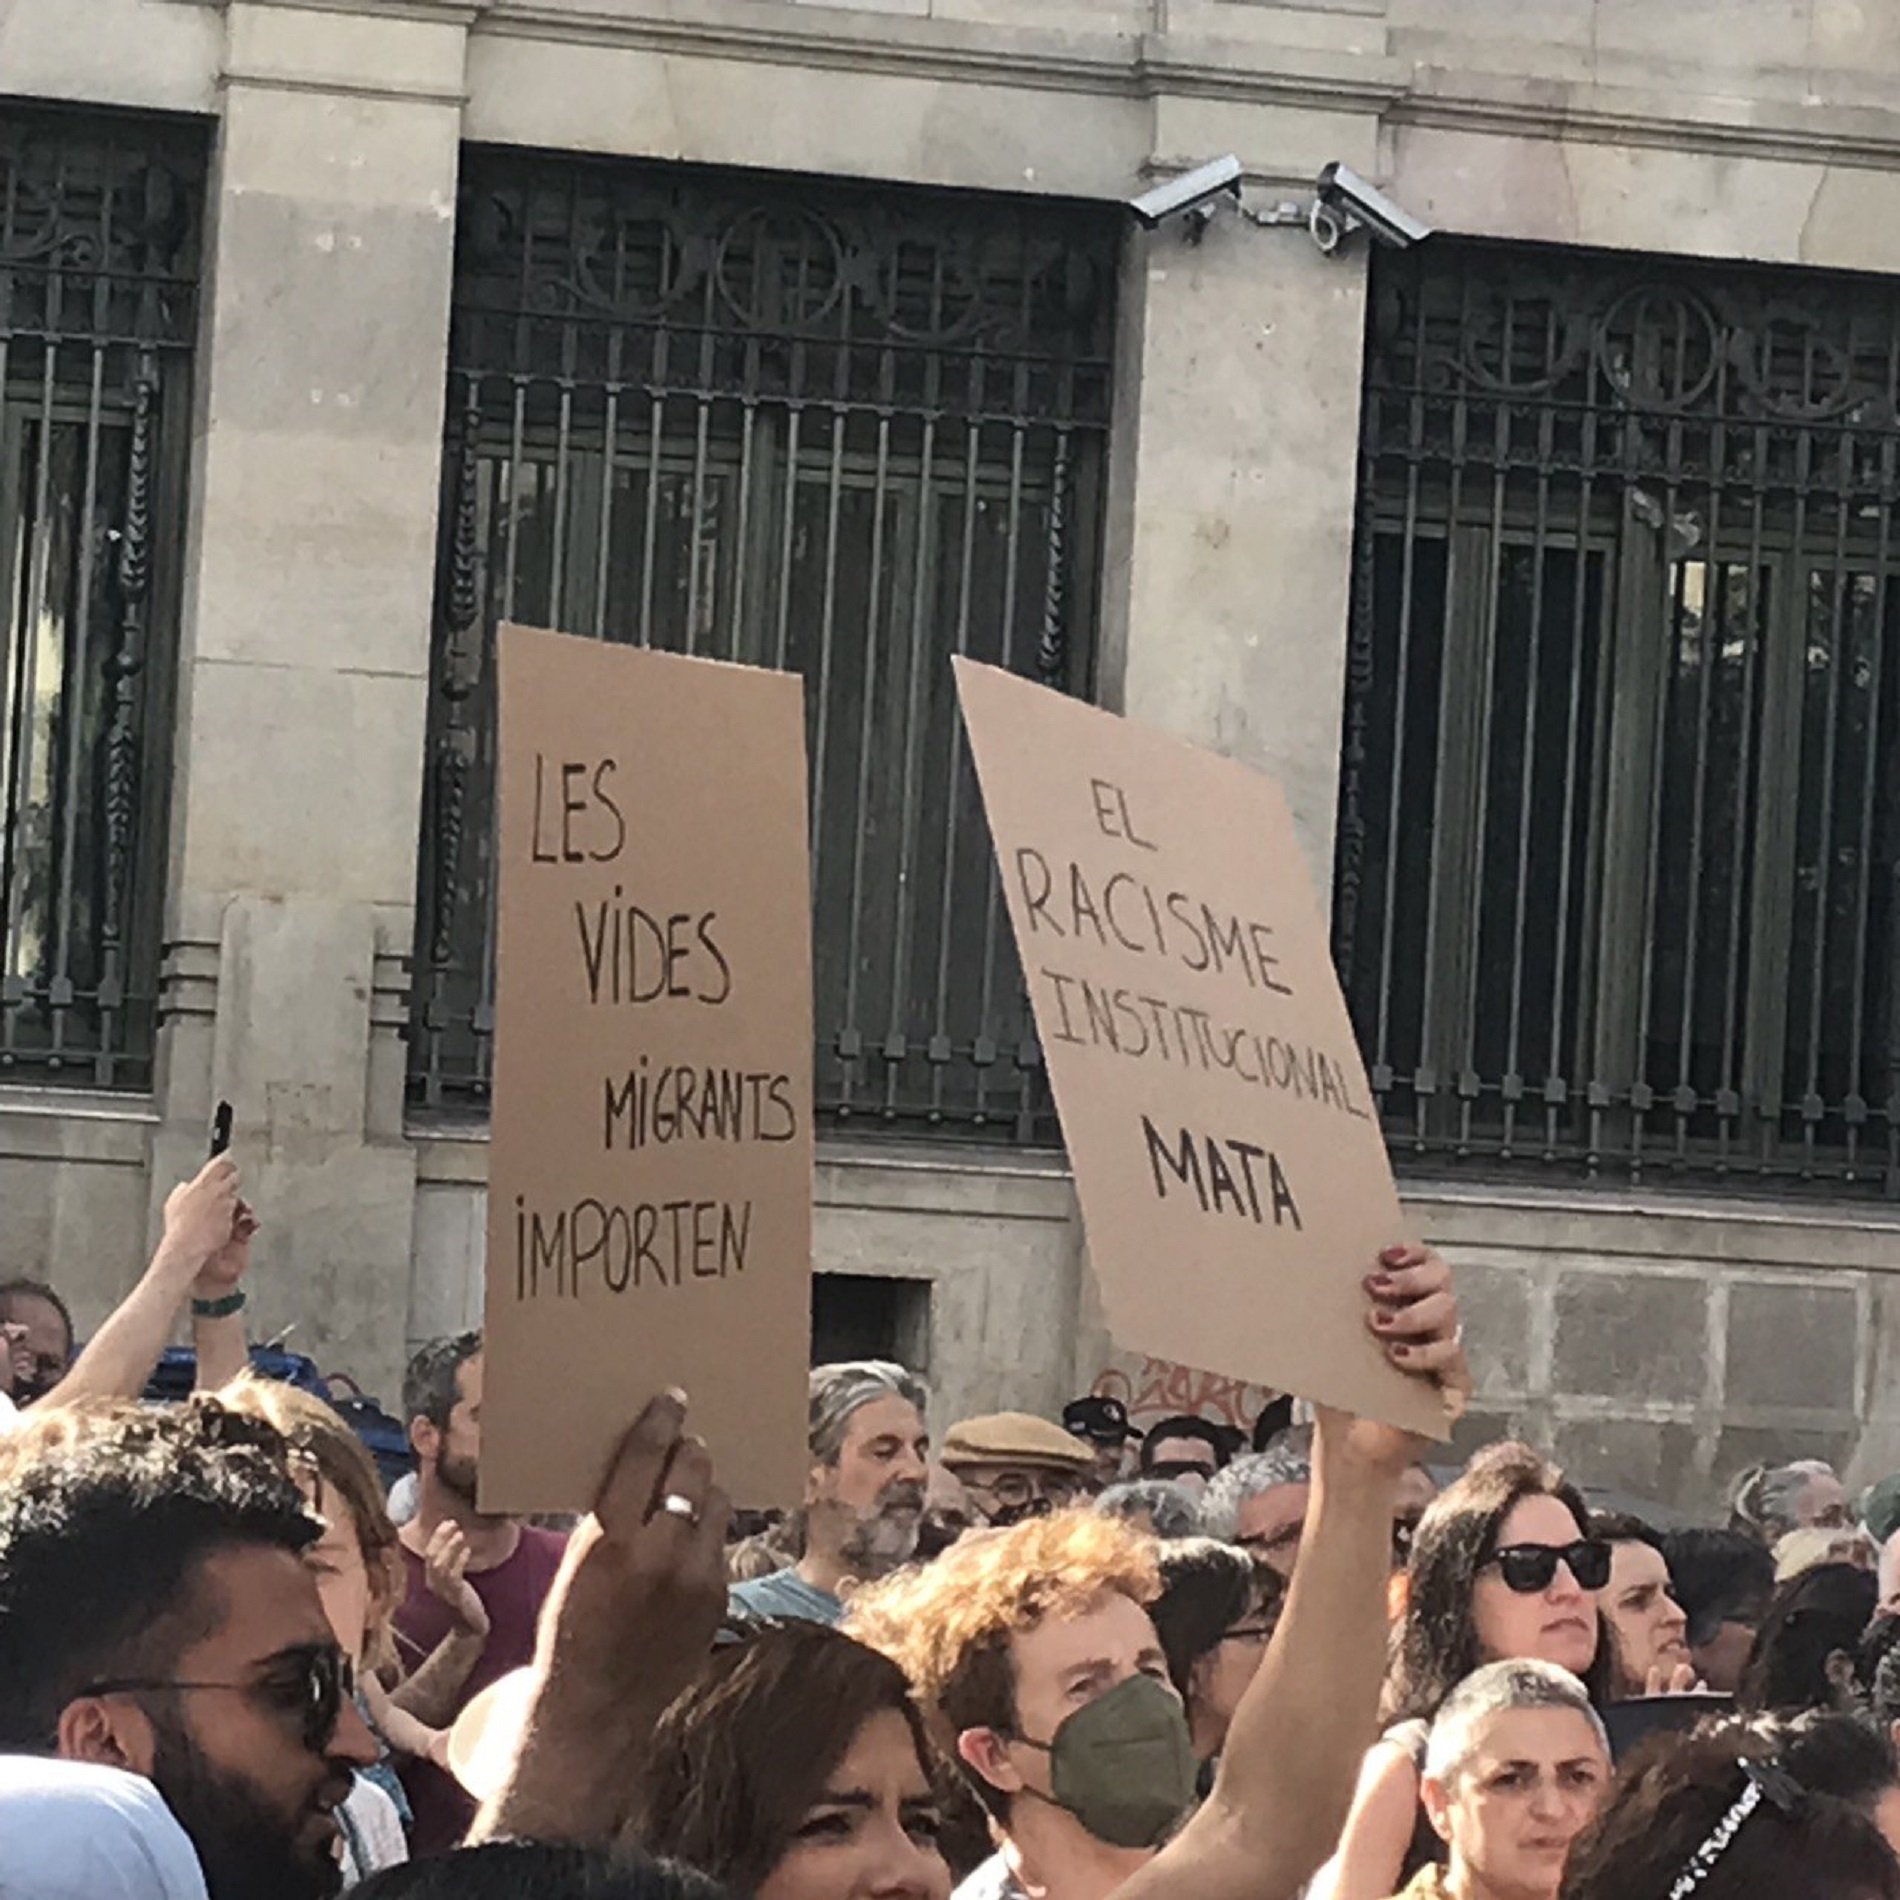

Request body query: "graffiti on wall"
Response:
[1091, 1354, 1283, 1436]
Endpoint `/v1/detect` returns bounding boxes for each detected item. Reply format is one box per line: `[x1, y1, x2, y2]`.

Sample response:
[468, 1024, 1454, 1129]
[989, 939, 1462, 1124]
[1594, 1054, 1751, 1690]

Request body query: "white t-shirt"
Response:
[954, 1854, 1028, 1900]
[0, 1757, 208, 1899]
[336, 1772, 408, 1888]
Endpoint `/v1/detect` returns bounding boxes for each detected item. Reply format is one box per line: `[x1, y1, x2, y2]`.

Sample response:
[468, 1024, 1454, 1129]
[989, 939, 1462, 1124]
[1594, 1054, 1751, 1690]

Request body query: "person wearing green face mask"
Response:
[850, 1244, 1472, 1900]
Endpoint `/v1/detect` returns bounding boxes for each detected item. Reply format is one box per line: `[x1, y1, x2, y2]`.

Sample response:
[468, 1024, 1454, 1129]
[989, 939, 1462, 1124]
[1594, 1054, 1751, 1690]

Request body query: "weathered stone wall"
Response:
[2, 0, 1899, 1511]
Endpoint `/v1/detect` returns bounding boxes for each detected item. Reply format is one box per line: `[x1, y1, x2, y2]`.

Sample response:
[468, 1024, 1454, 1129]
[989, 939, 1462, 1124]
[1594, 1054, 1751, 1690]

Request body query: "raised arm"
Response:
[192, 1201, 257, 1392]
[1306, 1740, 1427, 1900]
[46, 1158, 242, 1408]
[388, 1522, 493, 1726]
[363, 1672, 453, 1772]
[1121, 1247, 1469, 1900]
[470, 1390, 729, 1846]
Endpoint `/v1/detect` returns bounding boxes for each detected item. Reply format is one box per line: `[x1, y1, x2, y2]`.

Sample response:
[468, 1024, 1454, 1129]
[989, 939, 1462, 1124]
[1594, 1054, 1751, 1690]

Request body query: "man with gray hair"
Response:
[1200, 1441, 1313, 1577]
[1729, 1457, 1853, 1543]
[1096, 1478, 1202, 1540]
[730, 1359, 930, 1627]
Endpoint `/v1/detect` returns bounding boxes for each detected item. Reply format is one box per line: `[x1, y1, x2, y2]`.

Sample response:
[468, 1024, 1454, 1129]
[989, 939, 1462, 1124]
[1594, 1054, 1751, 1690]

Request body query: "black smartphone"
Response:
[209, 1100, 234, 1159]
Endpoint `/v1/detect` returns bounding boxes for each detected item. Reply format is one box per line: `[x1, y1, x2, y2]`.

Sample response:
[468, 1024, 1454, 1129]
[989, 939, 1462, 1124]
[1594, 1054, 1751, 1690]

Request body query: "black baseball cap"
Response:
[1064, 1395, 1143, 1446]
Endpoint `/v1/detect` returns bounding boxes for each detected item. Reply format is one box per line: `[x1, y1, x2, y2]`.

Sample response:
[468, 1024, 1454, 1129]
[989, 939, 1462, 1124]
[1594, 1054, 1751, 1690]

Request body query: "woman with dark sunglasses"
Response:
[1312, 1445, 1612, 1900]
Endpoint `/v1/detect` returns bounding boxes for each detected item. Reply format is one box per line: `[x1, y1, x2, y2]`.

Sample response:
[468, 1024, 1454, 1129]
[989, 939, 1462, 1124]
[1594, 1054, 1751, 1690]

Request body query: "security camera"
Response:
[1129, 156, 1244, 232]
[1312, 163, 1432, 252]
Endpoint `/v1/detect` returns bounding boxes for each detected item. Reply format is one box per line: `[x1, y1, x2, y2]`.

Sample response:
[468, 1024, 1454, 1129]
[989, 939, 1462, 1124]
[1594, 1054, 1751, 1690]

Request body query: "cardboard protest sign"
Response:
[481, 625, 814, 1514]
[955, 658, 1450, 1439]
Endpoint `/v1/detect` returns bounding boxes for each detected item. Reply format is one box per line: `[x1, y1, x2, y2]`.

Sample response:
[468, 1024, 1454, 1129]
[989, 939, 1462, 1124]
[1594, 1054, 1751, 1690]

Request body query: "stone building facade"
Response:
[5, 0, 1900, 1511]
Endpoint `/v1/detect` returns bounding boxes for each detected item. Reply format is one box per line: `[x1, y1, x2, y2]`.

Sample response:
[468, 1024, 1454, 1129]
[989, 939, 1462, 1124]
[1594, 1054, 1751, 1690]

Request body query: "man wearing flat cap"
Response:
[940, 1411, 1097, 1528]
[1063, 1394, 1143, 1492]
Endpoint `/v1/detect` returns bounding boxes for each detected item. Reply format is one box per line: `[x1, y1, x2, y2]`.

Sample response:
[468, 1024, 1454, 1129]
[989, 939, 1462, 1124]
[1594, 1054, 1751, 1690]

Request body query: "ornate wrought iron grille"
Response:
[409, 150, 1118, 1138]
[0, 104, 201, 1089]
[1337, 240, 1900, 1194]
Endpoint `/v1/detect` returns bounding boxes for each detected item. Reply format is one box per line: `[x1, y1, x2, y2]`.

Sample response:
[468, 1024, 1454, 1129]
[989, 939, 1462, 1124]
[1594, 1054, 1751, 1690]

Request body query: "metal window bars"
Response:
[1335, 241, 1900, 1195]
[0, 104, 201, 1089]
[407, 150, 1119, 1142]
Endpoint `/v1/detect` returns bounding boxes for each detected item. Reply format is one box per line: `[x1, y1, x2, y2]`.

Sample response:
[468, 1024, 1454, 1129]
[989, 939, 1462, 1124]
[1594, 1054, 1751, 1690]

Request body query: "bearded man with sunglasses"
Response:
[0, 1399, 379, 1900]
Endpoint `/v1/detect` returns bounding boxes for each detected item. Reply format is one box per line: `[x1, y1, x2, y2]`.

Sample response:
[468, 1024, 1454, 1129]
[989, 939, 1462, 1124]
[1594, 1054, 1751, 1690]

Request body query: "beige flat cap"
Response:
[941, 1411, 1096, 1474]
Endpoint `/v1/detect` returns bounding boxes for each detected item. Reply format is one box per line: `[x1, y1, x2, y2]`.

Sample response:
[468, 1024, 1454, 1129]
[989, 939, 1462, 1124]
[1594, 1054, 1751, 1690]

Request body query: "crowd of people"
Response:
[4, 1156, 1900, 1899]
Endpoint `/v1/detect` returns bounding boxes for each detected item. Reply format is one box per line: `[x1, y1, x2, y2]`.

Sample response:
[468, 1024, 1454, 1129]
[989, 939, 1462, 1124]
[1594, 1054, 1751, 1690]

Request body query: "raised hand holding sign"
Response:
[954, 658, 1452, 1440]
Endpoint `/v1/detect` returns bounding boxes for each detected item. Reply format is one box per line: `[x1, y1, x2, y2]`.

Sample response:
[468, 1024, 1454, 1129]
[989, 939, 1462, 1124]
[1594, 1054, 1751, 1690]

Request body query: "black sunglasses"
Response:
[1489, 1538, 1613, 1594]
[78, 1643, 352, 1754]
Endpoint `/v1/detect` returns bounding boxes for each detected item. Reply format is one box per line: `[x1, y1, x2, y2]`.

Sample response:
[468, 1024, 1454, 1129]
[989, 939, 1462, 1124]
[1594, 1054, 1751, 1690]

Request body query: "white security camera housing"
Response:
[1313, 163, 1433, 251]
[1129, 156, 1245, 231]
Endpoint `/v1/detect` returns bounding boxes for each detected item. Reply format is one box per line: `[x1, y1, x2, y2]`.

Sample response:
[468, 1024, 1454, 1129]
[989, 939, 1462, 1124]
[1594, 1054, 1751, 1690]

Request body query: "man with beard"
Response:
[0, 1399, 379, 1900]
[730, 1360, 930, 1627]
[393, 1332, 566, 1852]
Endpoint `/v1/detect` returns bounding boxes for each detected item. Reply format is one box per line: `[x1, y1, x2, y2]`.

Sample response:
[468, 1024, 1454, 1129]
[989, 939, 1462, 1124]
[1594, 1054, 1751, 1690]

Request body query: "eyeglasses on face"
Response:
[983, 1496, 1056, 1527]
[76, 1642, 353, 1754]
[1237, 1520, 1305, 1559]
[1487, 1538, 1613, 1594]
[967, 1472, 1080, 1514]
[1219, 1622, 1277, 1647]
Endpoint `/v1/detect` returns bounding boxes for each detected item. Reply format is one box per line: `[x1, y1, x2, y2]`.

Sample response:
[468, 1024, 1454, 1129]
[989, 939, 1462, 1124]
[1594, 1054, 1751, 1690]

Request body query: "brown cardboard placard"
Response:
[954, 658, 1450, 1440]
[480, 625, 815, 1514]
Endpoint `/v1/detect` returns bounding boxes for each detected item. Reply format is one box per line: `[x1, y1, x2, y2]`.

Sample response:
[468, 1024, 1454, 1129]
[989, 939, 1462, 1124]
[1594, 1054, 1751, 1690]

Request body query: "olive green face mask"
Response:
[1010, 1673, 1199, 1850]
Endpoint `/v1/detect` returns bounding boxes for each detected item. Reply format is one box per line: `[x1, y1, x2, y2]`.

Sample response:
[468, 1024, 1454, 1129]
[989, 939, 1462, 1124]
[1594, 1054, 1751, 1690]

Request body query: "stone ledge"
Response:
[410, 1123, 1078, 1219]
[410, 1124, 490, 1184]
[1411, 1181, 1900, 1273]
[470, 0, 1404, 107]
[0, 1090, 157, 1165]
[159, 0, 482, 20]
[121, 0, 1900, 181]
[1394, 63, 1900, 171]
[817, 1142, 1075, 1221]
[218, 67, 470, 104]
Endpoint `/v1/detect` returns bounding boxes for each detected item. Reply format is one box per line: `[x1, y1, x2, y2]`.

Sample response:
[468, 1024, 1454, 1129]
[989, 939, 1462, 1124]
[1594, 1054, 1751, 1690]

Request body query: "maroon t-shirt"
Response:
[393, 1524, 567, 1854]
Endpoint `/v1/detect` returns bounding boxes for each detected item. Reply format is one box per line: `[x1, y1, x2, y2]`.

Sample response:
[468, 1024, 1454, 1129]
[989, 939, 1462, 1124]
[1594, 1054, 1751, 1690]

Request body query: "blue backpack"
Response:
[142, 1348, 416, 1490]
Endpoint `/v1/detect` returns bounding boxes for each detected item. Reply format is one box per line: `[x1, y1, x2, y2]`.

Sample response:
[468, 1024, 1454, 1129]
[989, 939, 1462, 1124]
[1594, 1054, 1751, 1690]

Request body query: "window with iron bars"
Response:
[1336, 240, 1900, 1195]
[408, 149, 1119, 1142]
[0, 103, 201, 1090]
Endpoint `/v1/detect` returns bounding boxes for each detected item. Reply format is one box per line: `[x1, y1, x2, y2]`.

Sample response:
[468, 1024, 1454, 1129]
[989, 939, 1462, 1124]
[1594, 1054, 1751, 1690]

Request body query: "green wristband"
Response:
[191, 1289, 247, 1320]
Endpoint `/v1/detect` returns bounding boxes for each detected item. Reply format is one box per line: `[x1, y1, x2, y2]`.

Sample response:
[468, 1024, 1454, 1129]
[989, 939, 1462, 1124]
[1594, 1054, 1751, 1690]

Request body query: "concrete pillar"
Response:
[1102, 221, 1374, 884]
[153, 1, 465, 1408]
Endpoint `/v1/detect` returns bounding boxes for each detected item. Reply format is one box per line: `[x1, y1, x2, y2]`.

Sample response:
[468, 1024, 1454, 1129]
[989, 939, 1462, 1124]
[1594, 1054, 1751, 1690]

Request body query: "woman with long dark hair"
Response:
[631, 1620, 951, 1900]
[1738, 1561, 1878, 1716]
[1312, 1444, 1609, 1900]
